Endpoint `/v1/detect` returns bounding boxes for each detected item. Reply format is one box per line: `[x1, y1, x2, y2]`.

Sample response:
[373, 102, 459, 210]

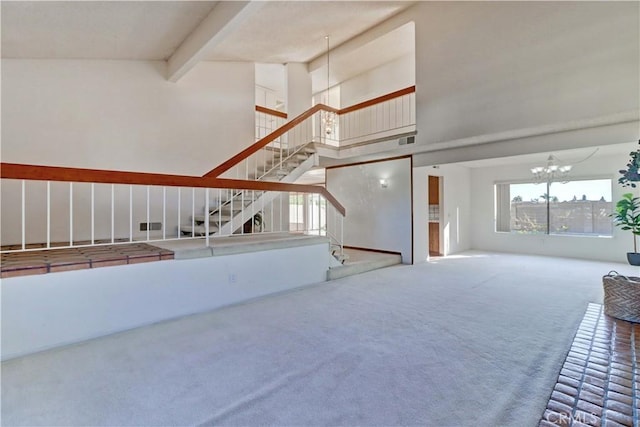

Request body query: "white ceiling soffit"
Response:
[455, 142, 638, 169]
[201, 1, 414, 63]
[1, 1, 217, 60]
[295, 168, 326, 186]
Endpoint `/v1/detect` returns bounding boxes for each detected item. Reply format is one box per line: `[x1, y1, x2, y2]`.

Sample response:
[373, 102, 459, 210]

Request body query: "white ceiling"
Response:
[1, 1, 414, 65]
[310, 21, 414, 93]
[1, 1, 218, 60]
[201, 1, 413, 63]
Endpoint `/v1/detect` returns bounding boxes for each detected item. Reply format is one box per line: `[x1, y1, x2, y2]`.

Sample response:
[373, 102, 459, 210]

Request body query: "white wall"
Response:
[470, 151, 636, 262]
[262, 193, 290, 234]
[1, 59, 256, 244]
[340, 53, 415, 108]
[322, 2, 638, 159]
[412, 1, 639, 145]
[1, 242, 331, 360]
[2, 59, 255, 175]
[256, 63, 286, 112]
[285, 62, 312, 118]
[413, 164, 472, 262]
[326, 157, 412, 263]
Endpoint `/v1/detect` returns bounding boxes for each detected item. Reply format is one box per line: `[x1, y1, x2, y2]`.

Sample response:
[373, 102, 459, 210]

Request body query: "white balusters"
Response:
[191, 188, 195, 238]
[177, 187, 181, 239]
[129, 185, 133, 242]
[111, 184, 115, 243]
[91, 183, 95, 245]
[21, 180, 26, 250]
[205, 188, 210, 246]
[69, 182, 74, 246]
[315, 90, 415, 147]
[162, 187, 166, 241]
[46, 181, 51, 248]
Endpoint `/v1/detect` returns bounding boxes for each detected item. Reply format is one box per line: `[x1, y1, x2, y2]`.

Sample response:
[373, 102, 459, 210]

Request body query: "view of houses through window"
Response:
[495, 179, 613, 236]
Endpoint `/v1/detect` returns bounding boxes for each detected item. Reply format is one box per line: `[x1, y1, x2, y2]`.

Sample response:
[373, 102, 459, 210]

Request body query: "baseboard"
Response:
[343, 245, 402, 256]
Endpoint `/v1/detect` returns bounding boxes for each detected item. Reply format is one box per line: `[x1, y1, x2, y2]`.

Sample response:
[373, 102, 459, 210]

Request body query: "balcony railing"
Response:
[0, 163, 344, 254]
[212, 86, 416, 181]
[335, 87, 416, 146]
[255, 105, 287, 142]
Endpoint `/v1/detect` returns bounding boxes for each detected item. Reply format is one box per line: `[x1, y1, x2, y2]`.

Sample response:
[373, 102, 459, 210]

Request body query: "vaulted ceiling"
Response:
[1, 1, 218, 60]
[1, 1, 415, 85]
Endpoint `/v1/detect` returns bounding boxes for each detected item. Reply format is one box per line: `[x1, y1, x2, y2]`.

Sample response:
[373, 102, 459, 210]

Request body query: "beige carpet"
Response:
[2, 251, 635, 426]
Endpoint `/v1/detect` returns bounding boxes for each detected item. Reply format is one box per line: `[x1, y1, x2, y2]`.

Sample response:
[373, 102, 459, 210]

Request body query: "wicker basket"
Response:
[603, 271, 640, 323]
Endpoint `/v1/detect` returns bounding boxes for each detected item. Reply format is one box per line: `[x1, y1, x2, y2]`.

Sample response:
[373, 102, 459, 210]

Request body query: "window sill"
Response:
[494, 231, 613, 239]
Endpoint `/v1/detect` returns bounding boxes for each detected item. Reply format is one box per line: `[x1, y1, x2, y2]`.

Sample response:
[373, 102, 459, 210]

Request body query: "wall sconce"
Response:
[379, 179, 388, 189]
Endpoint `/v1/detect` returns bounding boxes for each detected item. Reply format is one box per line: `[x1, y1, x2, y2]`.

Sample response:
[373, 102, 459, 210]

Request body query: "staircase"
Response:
[180, 143, 317, 236]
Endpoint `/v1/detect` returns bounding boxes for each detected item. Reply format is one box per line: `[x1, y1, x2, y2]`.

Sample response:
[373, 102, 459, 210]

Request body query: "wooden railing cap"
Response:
[0, 162, 346, 216]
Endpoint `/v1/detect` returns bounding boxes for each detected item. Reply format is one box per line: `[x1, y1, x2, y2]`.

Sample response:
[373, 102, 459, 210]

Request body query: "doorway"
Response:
[428, 175, 441, 256]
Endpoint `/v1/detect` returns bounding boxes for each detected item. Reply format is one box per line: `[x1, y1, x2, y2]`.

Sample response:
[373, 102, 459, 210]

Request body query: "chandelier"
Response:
[531, 155, 572, 184]
[322, 35, 335, 136]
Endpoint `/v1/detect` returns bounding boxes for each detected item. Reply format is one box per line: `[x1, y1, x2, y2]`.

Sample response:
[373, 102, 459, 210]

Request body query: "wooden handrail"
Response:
[204, 103, 338, 178]
[206, 86, 415, 178]
[338, 86, 415, 115]
[255, 105, 287, 119]
[0, 162, 345, 216]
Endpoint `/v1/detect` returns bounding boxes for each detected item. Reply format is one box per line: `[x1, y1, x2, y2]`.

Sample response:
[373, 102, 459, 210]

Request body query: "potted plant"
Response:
[618, 146, 640, 187]
[612, 192, 640, 265]
[242, 212, 263, 234]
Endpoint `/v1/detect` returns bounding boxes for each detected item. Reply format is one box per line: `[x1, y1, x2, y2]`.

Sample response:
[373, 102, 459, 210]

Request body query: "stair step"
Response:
[193, 214, 231, 223]
[216, 206, 245, 214]
[331, 247, 348, 264]
[265, 161, 301, 172]
[180, 224, 218, 236]
[335, 254, 348, 264]
[268, 152, 309, 163]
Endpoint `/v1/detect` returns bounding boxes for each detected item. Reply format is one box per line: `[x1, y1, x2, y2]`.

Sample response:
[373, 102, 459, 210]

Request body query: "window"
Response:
[495, 179, 613, 236]
[289, 193, 326, 234]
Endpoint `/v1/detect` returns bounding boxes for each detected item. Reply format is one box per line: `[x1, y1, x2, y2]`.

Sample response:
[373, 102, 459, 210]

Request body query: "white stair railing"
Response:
[0, 176, 344, 254]
[221, 113, 318, 182]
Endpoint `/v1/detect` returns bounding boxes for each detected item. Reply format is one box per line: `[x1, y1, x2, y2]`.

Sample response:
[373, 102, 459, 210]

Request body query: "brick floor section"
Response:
[540, 303, 639, 427]
[1, 243, 174, 278]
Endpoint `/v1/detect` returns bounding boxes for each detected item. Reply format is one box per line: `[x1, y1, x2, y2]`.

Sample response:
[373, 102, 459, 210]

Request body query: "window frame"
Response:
[494, 174, 614, 238]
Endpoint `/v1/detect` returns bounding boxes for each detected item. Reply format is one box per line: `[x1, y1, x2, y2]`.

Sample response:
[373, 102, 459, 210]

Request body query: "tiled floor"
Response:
[540, 303, 639, 427]
[1, 242, 174, 278]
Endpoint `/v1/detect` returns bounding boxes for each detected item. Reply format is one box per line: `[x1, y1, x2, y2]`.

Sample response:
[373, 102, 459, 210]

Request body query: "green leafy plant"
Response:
[618, 144, 640, 188]
[611, 193, 640, 253]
